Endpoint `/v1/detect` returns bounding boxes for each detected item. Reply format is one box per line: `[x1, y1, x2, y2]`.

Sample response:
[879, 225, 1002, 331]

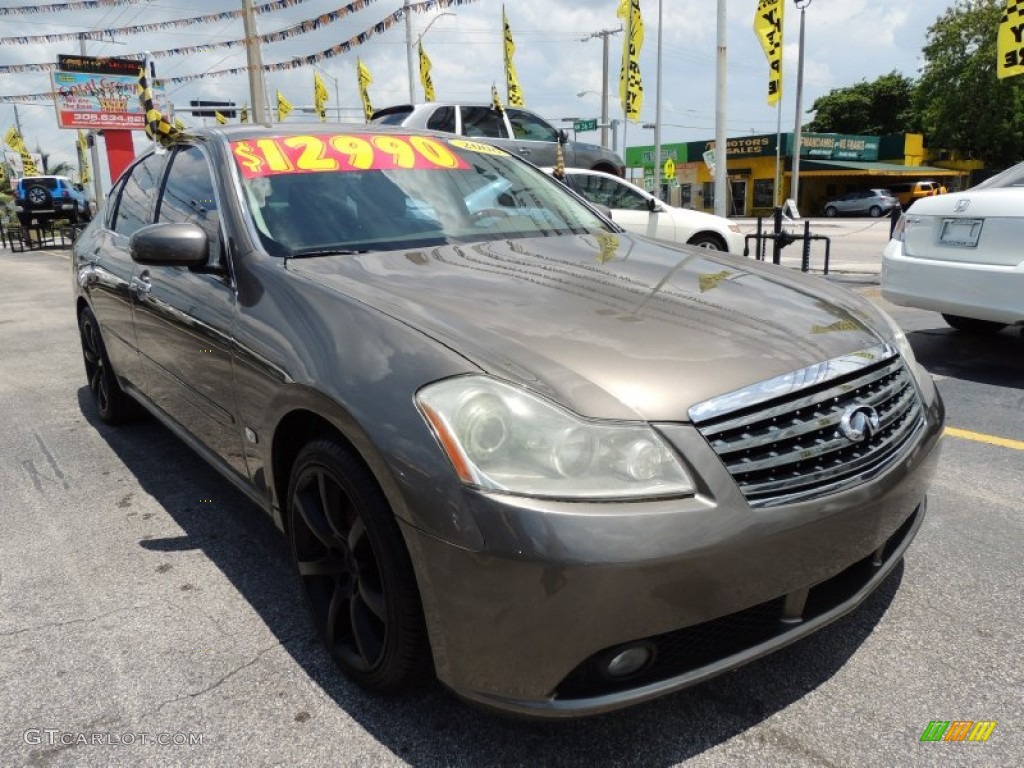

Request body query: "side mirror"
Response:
[647, 197, 666, 213]
[130, 222, 209, 267]
[558, 129, 569, 145]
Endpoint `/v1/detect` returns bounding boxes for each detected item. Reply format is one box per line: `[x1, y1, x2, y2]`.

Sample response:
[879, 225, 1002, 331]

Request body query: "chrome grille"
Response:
[689, 345, 924, 506]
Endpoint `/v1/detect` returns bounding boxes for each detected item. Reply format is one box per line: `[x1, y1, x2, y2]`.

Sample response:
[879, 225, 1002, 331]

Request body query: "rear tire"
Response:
[288, 439, 430, 693]
[824, 206, 838, 217]
[869, 205, 883, 218]
[941, 314, 1006, 334]
[78, 307, 143, 424]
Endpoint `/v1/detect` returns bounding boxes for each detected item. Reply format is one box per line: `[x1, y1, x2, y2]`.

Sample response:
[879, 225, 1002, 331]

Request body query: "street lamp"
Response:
[791, 0, 812, 211]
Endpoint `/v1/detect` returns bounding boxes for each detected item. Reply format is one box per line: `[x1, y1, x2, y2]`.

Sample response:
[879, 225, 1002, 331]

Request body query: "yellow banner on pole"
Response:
[357, 57, 374, 122]
[503, 5, 524, 106]
[754, 0, 784, 104]
[77, 129, 90, 184]
[418, 41, 436, 102]
[314, 71, 329, 121]
[276, 90, 293, 122]
[617, 0, 644, 122]
[998, 0, 1024, 79]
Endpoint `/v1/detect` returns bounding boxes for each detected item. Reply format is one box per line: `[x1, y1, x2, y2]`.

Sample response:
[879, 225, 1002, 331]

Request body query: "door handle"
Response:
[518, 147, 531, 155]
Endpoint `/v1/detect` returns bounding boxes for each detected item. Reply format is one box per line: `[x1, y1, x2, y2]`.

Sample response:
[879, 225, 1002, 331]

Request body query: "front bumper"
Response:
[400, 388, 944, 717]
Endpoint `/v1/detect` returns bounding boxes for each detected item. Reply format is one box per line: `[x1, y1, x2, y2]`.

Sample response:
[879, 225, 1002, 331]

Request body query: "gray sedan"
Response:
[824, 188, 899, 217]
[72, 124, 943, 718]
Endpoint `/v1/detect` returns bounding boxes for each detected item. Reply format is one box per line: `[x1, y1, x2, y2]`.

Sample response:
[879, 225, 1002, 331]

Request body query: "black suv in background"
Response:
[14, 175, 92, 227]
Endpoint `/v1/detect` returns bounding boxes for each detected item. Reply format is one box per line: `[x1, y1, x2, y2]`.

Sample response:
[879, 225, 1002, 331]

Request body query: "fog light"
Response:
[603, 643, 655, 678]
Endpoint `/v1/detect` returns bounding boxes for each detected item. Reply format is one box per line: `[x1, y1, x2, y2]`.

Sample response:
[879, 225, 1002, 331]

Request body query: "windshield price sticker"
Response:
[231, 134, 470, 178]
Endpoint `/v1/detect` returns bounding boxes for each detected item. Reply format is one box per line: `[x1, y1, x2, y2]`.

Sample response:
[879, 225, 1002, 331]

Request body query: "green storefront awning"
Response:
[797, 160, 961, 175]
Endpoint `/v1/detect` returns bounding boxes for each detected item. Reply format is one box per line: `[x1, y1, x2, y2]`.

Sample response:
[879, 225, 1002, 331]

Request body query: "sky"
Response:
[0, 0, 958, 191]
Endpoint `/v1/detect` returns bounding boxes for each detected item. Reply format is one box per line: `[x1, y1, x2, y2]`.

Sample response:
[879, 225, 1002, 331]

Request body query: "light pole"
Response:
[653, 0, 664, 201]
[580, 26, 621, 150]
[414, 12, 455, 101]
[791, 0, 812, 211]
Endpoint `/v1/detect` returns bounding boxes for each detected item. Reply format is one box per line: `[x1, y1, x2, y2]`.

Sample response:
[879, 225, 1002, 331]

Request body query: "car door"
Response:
[130, 144, 247, 478]
[569, 172, 676, 241]
[81, 153, 166, 390]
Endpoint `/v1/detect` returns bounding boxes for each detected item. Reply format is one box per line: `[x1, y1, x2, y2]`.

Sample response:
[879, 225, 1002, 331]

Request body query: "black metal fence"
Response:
[743, 207, 832, 274]
[1, 220, 86, 252]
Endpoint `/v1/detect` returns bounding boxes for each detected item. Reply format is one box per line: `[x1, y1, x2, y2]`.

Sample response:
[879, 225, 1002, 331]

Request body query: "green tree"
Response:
[915, 0, 1024, 167]
[806, 71, 918, 135]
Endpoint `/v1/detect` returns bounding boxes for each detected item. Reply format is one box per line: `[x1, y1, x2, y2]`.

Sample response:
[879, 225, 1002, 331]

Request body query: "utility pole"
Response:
[653, 0, 663, 200]
[404, 0, 416, 102]
[581, 27, 621, 150]
[714, 0, 728, 218]
[241, 0, 267, 123]
[791, 0, 812, 211]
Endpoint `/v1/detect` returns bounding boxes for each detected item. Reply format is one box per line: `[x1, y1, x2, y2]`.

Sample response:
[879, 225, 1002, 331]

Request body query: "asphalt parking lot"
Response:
[1, 241, 1021, 767]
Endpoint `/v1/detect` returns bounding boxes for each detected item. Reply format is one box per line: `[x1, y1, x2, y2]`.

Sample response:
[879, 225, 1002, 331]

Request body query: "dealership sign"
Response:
[50, 68, 163, 131]
[798, 133, 880, 161]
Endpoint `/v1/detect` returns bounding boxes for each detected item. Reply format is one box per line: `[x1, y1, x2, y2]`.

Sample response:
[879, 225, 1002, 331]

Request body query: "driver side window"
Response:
[158, 145, 222, 264]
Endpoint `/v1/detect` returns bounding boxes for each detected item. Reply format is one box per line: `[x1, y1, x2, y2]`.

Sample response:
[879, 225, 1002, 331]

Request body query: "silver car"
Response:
[824, 188, 899, 218]
[72, 124, 943, 718]
[372, 102, 625, 175]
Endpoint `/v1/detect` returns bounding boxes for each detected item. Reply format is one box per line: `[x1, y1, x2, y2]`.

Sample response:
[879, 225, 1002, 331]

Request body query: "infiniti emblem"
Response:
[840, 405, 880, 443]
[954, 199, 970, 213]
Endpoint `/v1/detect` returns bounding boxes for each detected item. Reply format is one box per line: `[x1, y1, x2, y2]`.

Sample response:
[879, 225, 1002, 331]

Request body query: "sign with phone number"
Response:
[231, 134, 471, 178]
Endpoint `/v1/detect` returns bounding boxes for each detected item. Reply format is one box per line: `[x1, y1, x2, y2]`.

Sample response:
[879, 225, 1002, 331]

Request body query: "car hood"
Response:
[288, 234, 890, 421]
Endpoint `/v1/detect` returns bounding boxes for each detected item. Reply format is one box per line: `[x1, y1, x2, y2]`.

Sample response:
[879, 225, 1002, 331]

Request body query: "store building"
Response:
[625, 132, 976, 217]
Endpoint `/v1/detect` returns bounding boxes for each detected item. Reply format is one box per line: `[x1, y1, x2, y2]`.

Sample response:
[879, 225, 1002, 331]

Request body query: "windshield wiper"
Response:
[288, 247, 369, 259]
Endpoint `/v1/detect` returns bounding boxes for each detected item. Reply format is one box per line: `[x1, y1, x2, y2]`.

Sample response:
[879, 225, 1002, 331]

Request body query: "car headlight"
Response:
[875, 307, 922, 377]
[416, 376, 695, 499]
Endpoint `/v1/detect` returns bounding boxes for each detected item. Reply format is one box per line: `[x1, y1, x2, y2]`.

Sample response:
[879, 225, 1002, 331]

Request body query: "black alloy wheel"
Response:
[288, 440, 428, 692]
[78, 307, 141, 424]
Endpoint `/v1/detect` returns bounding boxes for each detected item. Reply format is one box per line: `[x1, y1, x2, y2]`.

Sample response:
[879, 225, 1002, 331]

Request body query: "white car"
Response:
[881, 161, 1024, 333]
[550, 168, 745, 254]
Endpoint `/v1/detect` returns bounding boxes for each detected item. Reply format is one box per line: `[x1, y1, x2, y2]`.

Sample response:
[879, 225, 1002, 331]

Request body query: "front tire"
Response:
[78, 307, 142, 424]
[824, 206, 838, 217]
[288, 439, 429, 693]
[687, 232, 727, 251]
[869, 205, 883, 218]
[942, 314, 1007, 334]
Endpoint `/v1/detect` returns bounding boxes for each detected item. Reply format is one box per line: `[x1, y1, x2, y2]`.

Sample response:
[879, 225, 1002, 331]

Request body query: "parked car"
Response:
[551, 167, 745, 253]
[73, 124, 943, 718]
[14, 175, 92, 227]
[882, 161, 1024, 333]
[823, 188, 898, 218]
[887, 180, 942, 208]
[371, 102, 625, 176]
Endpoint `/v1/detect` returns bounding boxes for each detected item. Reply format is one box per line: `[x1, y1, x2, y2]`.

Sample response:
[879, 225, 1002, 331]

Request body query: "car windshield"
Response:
[972, 160, 1024, 190]
[232, 133, 609, 256]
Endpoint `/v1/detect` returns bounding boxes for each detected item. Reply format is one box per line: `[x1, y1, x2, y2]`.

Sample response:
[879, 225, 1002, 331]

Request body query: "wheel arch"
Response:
[686, 231, 728, 251]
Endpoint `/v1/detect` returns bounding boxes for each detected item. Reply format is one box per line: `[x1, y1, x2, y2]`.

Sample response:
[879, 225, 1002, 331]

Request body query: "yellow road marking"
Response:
[944, 427, 1024, 451]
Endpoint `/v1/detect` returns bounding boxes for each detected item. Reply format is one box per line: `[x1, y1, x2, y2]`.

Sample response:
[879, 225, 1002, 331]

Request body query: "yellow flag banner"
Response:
[174, 115, 186, 131]
[215, 111, 228, 125]
[240, 105, 249, 123]
[998, 0, 1024, 78]
[314, 71, 329, 121]
[276, 90, 293, 122]
[77, 129, 90, 184]
[418, 41, 435, 102]
[754, 0, 784, 104]
[617, 0, 644, 122]
[357, 57, 373, 122]
[503, 5, 524, 106]
[491, 82, 504, 112]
